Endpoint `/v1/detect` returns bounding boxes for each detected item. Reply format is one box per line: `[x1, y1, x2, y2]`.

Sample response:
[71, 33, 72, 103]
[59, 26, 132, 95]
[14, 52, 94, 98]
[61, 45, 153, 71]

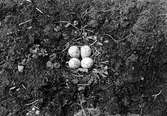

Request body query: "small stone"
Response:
[78, 86, 85, 91]
[104, 40, 109, 43]
[26, 0, 32, 2]
[26, 112, 30, 116]
[87, 20, 98, 27]
[53, 62, 60, 68]
[62, 33, 69, 40]
[54, 26, 61, 32]
[32, 107, 35, 111]
[73, 20, 78, 26]
[32, 54, 38, 59]
[141, 76, 144, 80]
[35, 110, 40, 115]
[18, 65, 24, 72]
[77, 68, 88, 73]
[46, 61, 53, 68]
[96, 42, 103, 46]
[30, 48, 38, 54]
[72, 79, 78, 84]
[82, 32, 88, 37]
[49, 53, 57, 61]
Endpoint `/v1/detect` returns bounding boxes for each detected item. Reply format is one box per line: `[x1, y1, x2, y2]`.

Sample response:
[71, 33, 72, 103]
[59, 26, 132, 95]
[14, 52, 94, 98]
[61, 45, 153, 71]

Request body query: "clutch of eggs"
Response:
[68, 45, 93, 69]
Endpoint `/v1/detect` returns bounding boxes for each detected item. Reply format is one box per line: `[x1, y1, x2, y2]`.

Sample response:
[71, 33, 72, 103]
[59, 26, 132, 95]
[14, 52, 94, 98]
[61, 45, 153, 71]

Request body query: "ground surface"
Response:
[0, 0, 167, 116]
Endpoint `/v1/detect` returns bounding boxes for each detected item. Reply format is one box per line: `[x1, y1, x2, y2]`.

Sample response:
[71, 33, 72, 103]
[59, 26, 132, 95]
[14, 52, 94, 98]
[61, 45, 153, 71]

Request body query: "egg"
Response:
[68, 46, 80, 58]
[81, 57, 93, 69]
[69, 58, 81, 69]
[81, 45, 91, 58]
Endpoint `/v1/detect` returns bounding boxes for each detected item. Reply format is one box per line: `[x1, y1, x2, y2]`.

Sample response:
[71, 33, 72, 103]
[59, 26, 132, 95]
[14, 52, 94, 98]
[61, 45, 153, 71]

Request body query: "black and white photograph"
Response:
[0, 0, 167, 116]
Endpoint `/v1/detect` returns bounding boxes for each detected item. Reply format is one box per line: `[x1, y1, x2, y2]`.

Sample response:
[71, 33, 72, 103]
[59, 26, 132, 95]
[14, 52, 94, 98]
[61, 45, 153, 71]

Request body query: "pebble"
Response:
[18, 65, 24, 72]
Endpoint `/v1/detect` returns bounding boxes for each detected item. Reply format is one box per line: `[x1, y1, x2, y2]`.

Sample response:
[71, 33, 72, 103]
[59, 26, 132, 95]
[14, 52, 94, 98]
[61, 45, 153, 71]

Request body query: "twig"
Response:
[139, 104, 143, 116]
[84, 29, 94, 33]
[0, 97, 15, 103]
[74, 37, 82, 41]
[56, 21, 79, 30]
[71, 73, 83, 77]
[104, 34, 126, 43]
[36, 8, 44, 14]
[62, 42, 70, 52]
[90, 39, 97, 46]
[25, 100, 39, 106]
[22, 84, 26, 89]
[36, 7, 51, 17]
[152, 90, 162, 101]
[77, 84, 89, 86]
[92, 47, 101, 57]
[19, 19, 32, 26]
[79, 98, 87, 116]
[100, 8, 113, 12]
[86, 36, 97, 46]
[100, 61, 109, 64]
[81, 8, 89, 19]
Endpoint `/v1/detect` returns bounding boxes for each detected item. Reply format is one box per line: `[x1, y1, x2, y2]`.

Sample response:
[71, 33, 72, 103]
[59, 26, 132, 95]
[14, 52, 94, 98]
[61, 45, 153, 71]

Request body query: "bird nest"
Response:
[61, 27, 110, 86]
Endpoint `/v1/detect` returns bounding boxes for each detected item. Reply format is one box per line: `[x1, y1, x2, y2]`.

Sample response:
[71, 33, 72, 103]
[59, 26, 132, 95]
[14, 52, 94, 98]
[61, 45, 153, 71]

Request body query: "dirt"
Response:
[0, 0, 167, 116]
